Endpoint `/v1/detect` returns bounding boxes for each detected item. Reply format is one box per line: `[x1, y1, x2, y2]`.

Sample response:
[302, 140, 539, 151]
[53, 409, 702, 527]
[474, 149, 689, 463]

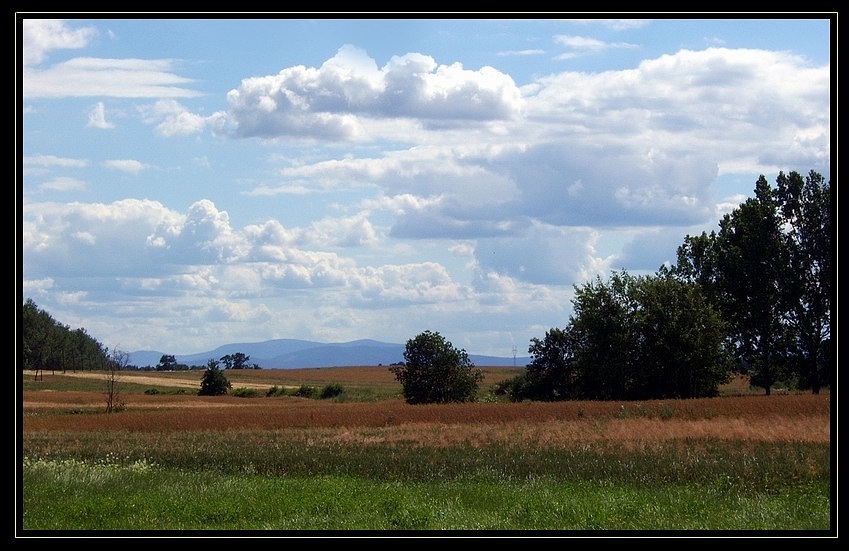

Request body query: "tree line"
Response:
[21, 298, 110, 380]
[393, 170, 831, 404]
[154, 352, 260, 371]
[494, 169, 830, 402]
[671, 170, 831, 395]
[20, 300, 259, 376]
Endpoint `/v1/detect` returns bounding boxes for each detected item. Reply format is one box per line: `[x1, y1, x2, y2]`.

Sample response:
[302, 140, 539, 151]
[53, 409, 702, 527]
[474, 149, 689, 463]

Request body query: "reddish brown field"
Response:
[22, 369, 830, 449]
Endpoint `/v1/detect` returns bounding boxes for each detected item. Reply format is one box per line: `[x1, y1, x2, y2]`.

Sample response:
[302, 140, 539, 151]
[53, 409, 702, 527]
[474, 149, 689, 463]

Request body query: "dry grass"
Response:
[22, 367, 830, 449]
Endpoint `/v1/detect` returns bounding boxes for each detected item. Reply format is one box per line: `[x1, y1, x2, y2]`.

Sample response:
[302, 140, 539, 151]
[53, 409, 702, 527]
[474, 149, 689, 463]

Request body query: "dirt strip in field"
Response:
[50, 371, 276, 390]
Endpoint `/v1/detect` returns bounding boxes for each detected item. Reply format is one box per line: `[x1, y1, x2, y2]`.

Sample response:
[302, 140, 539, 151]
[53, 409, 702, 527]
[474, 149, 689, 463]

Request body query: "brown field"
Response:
[33, 364, 438, 388]
[24, 365, 521, 394]
[22, 368, 830, 449]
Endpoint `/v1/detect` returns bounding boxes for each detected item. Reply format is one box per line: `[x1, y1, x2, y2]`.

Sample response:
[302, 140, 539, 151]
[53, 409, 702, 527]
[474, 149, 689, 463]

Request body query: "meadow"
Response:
[19, 367, 833, 536]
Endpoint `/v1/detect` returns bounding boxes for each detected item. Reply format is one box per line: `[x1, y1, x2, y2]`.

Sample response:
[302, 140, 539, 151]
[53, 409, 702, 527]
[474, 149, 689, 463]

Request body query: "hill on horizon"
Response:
[128, 338, 531, 370]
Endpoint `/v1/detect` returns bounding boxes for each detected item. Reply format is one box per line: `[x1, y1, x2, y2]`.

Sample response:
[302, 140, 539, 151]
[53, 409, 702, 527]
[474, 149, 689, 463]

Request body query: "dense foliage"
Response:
[499, 272, 732, 402]
[21, 298, 109, 375]
[198, 360, 232, 396]
[390, 330, 483, 404]
[155, 354, 180, 371]
[671, 170, 831, 394]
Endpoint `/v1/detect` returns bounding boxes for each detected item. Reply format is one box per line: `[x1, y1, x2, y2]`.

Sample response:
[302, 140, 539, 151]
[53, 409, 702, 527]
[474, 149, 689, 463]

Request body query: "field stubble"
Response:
[22, 368, 830, 450]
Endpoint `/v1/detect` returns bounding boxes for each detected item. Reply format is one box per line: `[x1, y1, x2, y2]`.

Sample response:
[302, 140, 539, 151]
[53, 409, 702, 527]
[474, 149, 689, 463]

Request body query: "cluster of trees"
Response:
[195, 354, 259, 396]
[670, 170, 831, 395]
[498, 271, 732, 401]
[21, 298, 253, 400]
[21, 299, 112, 379]
[393, 170, 831, 404]
[494, 169, 830, 402]
[154, 352, 259, 371]
[155, 354, 189, 371]
[218, 353, 260, 370]
[20, 303, 262, 377]
[21, 298, 131, 410]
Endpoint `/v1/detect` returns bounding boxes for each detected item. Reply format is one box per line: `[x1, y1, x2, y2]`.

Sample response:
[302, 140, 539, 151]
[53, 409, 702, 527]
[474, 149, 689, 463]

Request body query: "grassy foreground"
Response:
[22, 458, 829, 531]
[18, 368, 833, 536]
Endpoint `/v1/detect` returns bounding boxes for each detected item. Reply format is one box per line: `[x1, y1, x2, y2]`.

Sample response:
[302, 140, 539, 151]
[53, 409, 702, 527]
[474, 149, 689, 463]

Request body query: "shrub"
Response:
[494, 371, 535, 402]
[293, 384, 316, 398]
[231, 387, 260, 398]
[319, 383, 344, 399]
[266, 385, 287, 397]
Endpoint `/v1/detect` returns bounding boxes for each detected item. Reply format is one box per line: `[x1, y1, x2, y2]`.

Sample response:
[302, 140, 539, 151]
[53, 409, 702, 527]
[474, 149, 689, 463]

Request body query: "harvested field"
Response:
[31, 365, 524, 388]
[22, 368, 830, 448]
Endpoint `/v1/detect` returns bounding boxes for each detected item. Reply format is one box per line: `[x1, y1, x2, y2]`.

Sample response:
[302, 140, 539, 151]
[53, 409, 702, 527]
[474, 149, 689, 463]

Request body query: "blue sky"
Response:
[19, 16, 832, 358]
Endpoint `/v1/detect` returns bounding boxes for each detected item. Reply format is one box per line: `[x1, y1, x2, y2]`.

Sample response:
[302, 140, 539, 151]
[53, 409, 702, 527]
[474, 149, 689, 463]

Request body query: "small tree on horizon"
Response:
[220, 352, 252, 369]
[156, 354, 177, 371]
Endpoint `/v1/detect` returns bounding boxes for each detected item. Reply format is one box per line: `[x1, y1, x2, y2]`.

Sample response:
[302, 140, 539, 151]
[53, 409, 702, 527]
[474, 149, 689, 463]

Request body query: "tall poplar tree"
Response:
[774, 170, 831, 393]
[672, 170, 831, 394]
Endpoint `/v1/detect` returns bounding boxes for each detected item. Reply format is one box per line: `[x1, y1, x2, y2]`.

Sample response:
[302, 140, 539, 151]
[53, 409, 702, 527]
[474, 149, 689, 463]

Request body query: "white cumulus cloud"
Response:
[219, 45, 524, 140]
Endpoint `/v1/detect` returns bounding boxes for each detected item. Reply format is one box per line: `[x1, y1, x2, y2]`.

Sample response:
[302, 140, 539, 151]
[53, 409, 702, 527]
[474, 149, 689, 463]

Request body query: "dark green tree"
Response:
[569, 271, 636, 400]
[69, 327, 101, 373]
[390, 330, 483, 404]
[774, 170, 831, 393]
[521, 327, 580, 401]
[156, 354, 178, 371]
[22, 299, 107, 378]
[629, 273, 733, 399]
[567, 271, 731, 400]
[493, 370, 534, 401]
[22, 298, 57, 379]
[198, 359, 231, 396]
[499, 271, 731, 401]
[717, 177, 791, 395]
[220, 352, 251, 369]
[670, 231, 721, 305]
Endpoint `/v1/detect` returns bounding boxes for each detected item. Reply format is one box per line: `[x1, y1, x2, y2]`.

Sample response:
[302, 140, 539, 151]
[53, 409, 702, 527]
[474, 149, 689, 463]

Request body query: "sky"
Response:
[18, 15, 833, 359]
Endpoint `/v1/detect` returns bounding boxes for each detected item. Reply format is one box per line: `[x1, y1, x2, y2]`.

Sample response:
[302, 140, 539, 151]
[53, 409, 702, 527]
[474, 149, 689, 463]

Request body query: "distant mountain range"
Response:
[128, 338, 531, 370]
